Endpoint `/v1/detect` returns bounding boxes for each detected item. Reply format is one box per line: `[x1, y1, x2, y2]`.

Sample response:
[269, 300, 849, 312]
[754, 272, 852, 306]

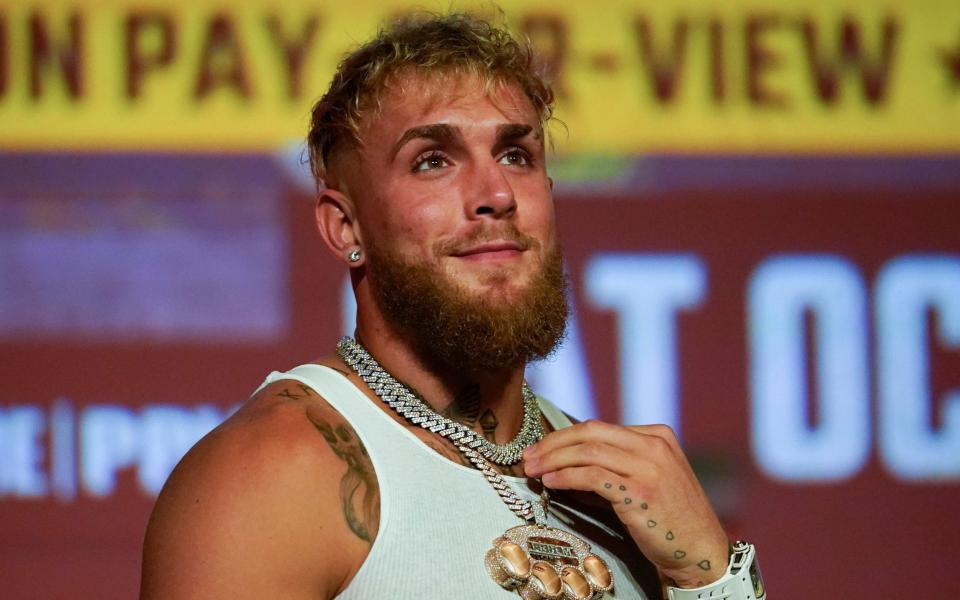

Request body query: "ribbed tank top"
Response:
[258, 364, 652, 599]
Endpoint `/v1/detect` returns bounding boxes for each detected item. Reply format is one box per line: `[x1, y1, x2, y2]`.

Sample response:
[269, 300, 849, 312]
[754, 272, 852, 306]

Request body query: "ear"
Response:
[315, 188, 365, 267]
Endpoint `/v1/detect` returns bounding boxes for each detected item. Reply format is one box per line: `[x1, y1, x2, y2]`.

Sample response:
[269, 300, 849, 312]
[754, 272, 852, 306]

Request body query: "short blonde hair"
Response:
[307, 12, 554, 186]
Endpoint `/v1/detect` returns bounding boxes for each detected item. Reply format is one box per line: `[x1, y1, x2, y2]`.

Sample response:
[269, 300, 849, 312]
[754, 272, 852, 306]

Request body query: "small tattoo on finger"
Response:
[665, 531, 674, 540]
[640, 502, 648, 509]
[604, 482, 612, 489]
[624, 498, 632, 504]
[618, 484, 626, 491]
[674, 550, 686, 559]
[647, 519, 657, 528]
[698, 560, 711, 571]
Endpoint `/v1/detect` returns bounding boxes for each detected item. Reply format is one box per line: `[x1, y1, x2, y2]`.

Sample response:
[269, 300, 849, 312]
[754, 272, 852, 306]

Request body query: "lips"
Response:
[452, 240, 525, 258]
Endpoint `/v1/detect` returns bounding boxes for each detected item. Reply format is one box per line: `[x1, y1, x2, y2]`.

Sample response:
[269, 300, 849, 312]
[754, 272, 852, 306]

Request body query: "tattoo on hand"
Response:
[611, 486, 703, 571]
[306, 409, 379, 544]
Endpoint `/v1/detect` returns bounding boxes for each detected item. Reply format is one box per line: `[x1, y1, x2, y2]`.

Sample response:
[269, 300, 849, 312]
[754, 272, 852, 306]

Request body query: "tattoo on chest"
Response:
[306, 409, 380, 544]
[478, 409, 498, 442]
[397, 381, 525, 477]
[432, 383, 481, 426]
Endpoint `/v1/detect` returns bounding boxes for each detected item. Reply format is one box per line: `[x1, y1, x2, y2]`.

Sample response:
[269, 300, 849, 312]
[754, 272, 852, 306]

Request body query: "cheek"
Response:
[519, 184, 557, 238]
[400, 202, 450, 235]
[366, 191, 454, 254]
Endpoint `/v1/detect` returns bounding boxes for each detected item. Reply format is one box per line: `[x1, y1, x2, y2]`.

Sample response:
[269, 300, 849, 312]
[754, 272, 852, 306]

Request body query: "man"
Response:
[141, 13, 762, 600]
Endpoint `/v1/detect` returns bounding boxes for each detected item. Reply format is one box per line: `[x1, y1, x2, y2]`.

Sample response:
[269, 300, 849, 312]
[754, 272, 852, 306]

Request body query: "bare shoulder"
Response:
[140, 373, 379, 600]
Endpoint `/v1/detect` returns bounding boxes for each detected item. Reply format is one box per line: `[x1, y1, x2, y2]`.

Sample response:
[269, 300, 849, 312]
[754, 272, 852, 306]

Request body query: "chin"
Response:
[476, 281, 535, 305]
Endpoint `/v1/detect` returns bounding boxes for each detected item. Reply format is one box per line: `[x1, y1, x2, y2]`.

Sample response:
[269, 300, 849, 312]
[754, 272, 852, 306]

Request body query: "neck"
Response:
[353, 300, 528, 445]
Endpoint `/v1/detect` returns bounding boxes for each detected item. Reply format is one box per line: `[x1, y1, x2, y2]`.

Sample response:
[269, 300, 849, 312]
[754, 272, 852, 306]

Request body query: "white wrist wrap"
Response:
[666, 542, 765, 600]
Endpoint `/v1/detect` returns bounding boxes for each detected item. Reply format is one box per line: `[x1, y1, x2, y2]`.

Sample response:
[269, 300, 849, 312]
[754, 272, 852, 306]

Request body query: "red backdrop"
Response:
[1, 153, 959, 598]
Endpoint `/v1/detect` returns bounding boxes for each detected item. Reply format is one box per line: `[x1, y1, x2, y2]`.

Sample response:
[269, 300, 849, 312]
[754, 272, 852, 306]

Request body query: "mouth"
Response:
[451, 240, 525, 261]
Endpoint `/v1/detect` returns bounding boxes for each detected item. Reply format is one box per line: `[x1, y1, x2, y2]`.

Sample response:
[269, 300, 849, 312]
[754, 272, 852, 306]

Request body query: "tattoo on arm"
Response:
[306, 409, 380, 544]
[275, 384, 317, 401]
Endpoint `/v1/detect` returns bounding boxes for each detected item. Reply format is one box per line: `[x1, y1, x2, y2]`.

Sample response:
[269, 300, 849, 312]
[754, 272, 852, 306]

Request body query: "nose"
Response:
[466, 160, 517, 219]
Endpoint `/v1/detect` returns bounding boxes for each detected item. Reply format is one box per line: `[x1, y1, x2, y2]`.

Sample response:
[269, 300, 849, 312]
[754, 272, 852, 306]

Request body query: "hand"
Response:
[522, 421, 729, 588]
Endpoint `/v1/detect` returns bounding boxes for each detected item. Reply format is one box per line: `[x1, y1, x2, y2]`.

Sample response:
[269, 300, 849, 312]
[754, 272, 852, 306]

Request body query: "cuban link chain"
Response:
[336, 336, 544, 467]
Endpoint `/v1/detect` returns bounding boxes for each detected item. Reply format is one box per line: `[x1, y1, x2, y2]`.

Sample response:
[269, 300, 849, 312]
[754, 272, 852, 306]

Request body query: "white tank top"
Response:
[258, 364, 654, 599]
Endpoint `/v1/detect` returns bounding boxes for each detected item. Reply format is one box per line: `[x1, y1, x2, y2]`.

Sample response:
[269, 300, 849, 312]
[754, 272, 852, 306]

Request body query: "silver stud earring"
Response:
[347, 249, 362, 263]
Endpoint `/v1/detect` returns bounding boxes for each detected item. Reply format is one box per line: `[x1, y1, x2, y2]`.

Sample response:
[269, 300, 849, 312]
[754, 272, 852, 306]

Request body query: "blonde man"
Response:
[141, 13, 762, 600]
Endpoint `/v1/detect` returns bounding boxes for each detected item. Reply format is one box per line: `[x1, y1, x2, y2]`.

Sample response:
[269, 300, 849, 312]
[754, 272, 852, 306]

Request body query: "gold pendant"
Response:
[485, 524, 614, 599]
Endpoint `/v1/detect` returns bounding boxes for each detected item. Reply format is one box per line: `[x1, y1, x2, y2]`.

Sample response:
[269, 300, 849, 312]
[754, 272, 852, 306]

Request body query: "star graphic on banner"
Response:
[938, 34, 960, 91]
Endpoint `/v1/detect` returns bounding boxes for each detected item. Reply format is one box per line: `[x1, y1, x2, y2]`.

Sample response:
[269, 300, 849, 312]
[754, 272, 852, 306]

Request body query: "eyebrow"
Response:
[495, 123, 538, 144]
[390, 124, 460, 161]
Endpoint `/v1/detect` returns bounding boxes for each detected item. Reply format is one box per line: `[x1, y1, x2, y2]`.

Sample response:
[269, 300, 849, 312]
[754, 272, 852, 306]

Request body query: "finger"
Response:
[528, 421, 679, 470]
[524, 441, 638, 479]
[527, 420, 632, 457]
[630, 424, 685, 460]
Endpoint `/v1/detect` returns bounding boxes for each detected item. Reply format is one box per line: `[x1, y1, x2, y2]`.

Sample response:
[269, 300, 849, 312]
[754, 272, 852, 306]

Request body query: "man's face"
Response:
[343, 71, 557, 304]
[338, 71, 567, 371]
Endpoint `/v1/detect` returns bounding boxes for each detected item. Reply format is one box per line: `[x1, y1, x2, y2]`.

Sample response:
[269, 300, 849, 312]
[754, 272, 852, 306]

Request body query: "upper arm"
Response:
[140, 381, 378, 600]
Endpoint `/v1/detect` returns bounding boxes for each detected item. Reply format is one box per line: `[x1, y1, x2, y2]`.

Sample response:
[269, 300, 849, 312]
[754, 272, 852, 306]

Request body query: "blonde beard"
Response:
[365, 242, 569, 374]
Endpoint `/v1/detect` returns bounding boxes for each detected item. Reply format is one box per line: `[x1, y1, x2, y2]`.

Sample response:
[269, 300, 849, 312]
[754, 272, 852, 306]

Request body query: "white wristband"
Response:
[666, 541, 765, 600]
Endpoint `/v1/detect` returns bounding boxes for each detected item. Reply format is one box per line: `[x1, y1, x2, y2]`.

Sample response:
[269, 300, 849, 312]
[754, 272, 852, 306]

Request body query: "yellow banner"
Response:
[1, 0, 958, 153]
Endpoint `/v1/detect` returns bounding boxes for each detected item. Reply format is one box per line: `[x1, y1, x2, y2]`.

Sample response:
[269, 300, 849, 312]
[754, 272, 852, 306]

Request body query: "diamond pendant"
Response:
[485, 524, 614, 599]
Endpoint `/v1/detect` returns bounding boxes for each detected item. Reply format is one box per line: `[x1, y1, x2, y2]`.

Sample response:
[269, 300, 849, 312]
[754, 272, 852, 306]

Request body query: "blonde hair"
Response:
[307, 12, 554, 185]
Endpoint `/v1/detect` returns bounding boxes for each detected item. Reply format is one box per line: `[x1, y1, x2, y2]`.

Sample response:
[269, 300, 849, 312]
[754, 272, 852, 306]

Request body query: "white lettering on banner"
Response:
[876, 255, 960, 480]
[0, 406, 48, 497]
[80, 403, 226, 496]
[2, 400, 227, 501]
[50, 397, 77, 501]
[748, 256, 870, 481]
[585, 254, 706, 431]
[81, 406, 140, 496]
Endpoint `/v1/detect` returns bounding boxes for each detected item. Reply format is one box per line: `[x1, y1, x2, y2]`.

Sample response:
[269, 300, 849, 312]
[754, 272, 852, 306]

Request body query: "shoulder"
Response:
[140, 372, 379, 599]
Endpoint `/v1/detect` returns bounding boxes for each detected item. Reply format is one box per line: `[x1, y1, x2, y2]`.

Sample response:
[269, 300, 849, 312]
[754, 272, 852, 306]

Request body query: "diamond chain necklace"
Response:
[336, 336, 544, 467]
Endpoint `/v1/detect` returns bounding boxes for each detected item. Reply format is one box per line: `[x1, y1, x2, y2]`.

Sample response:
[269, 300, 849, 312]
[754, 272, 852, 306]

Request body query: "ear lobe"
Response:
[315, 189, 365, 267]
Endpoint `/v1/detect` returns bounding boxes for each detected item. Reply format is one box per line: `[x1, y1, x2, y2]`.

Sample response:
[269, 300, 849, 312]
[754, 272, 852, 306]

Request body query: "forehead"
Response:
[357, 70, 541, 148]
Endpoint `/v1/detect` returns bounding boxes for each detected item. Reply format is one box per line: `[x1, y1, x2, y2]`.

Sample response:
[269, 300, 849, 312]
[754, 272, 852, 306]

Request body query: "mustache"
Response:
[433, 223, 540, 256]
